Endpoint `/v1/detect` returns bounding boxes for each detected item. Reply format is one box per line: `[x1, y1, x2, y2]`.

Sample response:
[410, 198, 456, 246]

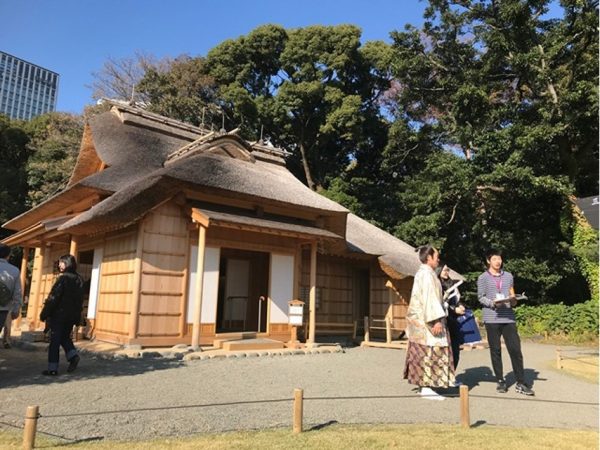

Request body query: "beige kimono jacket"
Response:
[405, 264, 449, 347]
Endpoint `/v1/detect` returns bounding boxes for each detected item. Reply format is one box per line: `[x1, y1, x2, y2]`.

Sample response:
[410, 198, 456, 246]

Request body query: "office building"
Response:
[0, 51, 59, 120]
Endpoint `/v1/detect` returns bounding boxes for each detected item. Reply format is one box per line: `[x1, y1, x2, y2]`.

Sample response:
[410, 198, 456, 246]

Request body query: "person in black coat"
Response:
[40, 254, 84, 375]
[438, 265, 465, 371]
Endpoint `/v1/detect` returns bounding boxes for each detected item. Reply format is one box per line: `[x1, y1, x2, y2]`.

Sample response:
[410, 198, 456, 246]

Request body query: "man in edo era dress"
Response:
[403, 245, 455, 400]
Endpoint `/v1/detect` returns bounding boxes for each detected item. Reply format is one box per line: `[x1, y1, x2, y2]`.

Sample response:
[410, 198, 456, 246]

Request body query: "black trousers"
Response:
[47, 319, 77, 371]
[484, 322, 525, 383]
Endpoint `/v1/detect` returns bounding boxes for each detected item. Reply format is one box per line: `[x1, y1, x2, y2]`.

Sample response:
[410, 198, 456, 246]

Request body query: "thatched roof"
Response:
[4, 101, 462, 279]
[345, 213, 464, 280]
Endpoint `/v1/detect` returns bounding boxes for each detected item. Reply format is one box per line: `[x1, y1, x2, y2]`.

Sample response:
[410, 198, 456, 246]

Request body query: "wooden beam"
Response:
[191, 224, 207, 349]
[307, 241, 317, 346]
[190, 208, 210, 228]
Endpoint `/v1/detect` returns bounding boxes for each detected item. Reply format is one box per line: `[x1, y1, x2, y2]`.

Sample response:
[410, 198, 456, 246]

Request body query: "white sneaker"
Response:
[420, 387, 445, 401]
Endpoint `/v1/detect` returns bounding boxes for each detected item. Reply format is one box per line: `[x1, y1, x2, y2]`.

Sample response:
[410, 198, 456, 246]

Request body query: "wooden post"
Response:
[385, 316, 392, 344]
[307, 241, 317, 346]
[128, 224, 145, 340]
[459, 385, 470, 428]
[556, 347, 562, 369]
[191, 224, 207, 349]
[69, 236, 79, 257]
[20, 247, 28, 297]
[13, 247, 29, 330]
[352, 320, 357, 341]
[293, 388, 304, 434]
[364, 316, 370, 343]
[30, 246, 45, 330]
[22, 405, 39, 450]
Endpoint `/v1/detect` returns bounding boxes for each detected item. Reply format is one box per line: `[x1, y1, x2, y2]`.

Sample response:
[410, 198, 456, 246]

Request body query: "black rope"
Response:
[35, 392, 597, 420]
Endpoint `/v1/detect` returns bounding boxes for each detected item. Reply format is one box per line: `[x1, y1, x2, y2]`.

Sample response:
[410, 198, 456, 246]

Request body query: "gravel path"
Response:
[0, 341, 597, 443]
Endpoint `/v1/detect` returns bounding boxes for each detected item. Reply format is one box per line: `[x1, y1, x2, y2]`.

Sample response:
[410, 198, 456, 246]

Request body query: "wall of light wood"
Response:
[136, 202, 189, 340]
[370, 264, 412, 338]
[94, 229, 137, 343]
[27, 244, 69, 330]
[300, 253, 369, 325]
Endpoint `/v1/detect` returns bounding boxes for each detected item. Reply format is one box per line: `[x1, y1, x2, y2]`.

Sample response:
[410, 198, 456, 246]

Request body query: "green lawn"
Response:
[3, 424, 598, 449]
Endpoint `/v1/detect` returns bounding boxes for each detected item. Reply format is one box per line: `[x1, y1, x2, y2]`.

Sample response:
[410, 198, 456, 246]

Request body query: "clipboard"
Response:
[493, 293, 528, 304]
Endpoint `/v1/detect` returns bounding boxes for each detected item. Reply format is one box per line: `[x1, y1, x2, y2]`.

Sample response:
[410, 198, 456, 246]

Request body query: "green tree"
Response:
[136, 55, 219, 127]
[204, 24, 392, 190]
[25, 113, 83, 206]
[0, 115, 30, 238]
[347, 0, 598, 303]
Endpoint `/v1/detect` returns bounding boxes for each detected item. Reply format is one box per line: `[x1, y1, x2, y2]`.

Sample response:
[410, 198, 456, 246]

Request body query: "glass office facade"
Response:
[0, 51, 59, 120]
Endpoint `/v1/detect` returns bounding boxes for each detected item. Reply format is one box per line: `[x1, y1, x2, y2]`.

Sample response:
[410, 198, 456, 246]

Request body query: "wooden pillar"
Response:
[128, 224, 145, 340]
[69, 236, 79, 257]
[307, 241, 317, 346]
[16, 247, 29, 328]
[191, 224, 207, 349]
[30, 246, 45, 330]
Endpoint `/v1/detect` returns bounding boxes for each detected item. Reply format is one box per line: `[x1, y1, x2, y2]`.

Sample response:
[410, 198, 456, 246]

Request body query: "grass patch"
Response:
[1, 423, 597, 449]
[557, 354, 599, 383]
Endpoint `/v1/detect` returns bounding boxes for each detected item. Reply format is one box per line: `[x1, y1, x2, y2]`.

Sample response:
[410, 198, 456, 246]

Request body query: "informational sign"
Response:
[289, 315, 303, 325]
[288, 300, 305, 326]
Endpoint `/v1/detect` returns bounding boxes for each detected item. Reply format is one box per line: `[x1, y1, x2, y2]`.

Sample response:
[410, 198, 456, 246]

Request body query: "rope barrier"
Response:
[14, 384, 599, 446]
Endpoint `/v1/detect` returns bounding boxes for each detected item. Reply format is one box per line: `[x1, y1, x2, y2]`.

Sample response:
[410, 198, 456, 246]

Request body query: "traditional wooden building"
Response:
[2, 102, 440, 348]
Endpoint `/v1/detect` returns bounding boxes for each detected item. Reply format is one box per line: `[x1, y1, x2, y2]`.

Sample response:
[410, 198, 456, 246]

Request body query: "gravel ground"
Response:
[0, 340, 597, 443]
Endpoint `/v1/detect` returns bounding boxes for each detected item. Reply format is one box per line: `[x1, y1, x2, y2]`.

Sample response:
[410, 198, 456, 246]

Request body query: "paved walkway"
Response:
[0, 340, 597, 443]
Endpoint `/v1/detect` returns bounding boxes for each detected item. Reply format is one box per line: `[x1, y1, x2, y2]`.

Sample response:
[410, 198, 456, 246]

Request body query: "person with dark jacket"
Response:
[438, 265, 465, 371]
[40, 254, 84, 375]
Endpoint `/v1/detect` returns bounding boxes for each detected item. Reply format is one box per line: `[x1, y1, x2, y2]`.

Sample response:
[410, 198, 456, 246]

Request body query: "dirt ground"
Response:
[0, 340, 597, 444]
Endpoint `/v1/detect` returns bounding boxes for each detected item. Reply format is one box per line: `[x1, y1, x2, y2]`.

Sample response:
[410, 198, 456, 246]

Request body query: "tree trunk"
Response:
[298, 142, 316, 191]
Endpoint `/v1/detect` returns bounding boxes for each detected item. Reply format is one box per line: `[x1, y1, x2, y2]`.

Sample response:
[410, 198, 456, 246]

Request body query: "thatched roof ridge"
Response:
[164, 152, 347, 213]
[103, 99, 211, 137]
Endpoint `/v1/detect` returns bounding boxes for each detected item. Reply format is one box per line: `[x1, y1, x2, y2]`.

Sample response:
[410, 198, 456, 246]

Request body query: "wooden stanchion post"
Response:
[556, 347, 562, 369]
[293, 388, 304, 434]
[385, 316, 392, 344]
[363, 316, 370, 343]
[459, 385, 470, 429]
[23, 405, 39, 450]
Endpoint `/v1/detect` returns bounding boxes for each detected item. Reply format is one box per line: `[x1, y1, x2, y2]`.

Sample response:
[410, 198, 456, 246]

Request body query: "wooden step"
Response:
[222, 338, 285, 351]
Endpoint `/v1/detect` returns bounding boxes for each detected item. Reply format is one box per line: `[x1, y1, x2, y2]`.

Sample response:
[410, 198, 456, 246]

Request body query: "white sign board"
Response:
[289, 315, 303, 325]
[289, 305, 304, 316]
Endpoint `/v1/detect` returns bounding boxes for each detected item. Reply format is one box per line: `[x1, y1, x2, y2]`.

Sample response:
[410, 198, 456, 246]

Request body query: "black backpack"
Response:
[0, 281, 13, 307]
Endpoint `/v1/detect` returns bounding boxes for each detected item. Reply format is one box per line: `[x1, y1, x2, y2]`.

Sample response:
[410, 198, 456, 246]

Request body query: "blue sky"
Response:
[1, 1, 563, 115]
[0, 0, 429, 114]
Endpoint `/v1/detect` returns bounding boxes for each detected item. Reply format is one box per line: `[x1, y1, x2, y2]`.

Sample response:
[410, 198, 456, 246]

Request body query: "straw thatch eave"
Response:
[2, 184, 109, 232]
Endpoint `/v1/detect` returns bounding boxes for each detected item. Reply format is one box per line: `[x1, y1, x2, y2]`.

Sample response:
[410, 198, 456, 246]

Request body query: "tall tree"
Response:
[0, 115, 30, 238]
[380, 0, 598, 302]
[204, 24, 392, 190]
[136, 55, 219, 127]
[89, 51, 168, 102]
[25, 113, 83, 206]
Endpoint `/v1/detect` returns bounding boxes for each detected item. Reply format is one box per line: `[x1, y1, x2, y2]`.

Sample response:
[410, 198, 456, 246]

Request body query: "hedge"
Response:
[473, 299, 598, 343]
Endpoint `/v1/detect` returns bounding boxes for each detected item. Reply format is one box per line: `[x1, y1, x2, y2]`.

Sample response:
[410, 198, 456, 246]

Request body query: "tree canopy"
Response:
[2, 0, 596, 304]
